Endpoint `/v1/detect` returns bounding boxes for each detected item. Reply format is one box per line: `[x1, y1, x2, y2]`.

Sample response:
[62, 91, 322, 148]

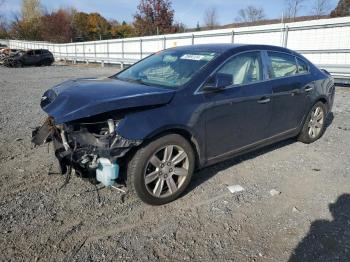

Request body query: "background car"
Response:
[32, 44, 335, 205]
[2, 49, 54, 67]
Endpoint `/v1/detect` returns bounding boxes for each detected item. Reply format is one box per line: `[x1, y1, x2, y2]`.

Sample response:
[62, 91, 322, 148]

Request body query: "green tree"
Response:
[195, 21, 200, 31]
[10, 16, 42, 40]
[110, 20, 135, 38]
[86, 13, 111, 40]
[72, 11, 89, 40]
[330, 0, 350, 17]
[72, 12, 111, 41]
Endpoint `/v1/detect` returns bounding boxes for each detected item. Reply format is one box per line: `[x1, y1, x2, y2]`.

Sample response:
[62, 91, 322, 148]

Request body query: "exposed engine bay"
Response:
[31, 116, 142, 185]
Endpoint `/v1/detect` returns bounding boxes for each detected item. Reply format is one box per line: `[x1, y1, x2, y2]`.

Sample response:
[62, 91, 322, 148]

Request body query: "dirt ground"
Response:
[0, 65, 349, 262]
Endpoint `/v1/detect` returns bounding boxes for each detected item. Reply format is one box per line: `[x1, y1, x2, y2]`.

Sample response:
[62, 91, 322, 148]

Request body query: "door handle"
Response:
[291, 89, 300, 96]
[257, 97, 271, 104]
[305, 87, 314, 92]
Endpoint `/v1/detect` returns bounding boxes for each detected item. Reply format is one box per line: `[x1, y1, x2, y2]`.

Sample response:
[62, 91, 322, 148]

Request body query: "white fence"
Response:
[4, 16, 350, 83]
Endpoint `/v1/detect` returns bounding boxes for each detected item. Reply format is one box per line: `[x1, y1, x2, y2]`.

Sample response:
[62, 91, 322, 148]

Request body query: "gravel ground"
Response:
[0, 65, 349, 261]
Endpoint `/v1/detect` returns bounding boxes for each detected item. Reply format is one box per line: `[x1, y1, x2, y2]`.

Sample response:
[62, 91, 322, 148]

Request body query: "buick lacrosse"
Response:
[32, 44, 335, 205]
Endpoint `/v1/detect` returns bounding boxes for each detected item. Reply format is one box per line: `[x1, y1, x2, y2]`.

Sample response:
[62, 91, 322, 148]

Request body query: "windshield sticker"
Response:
[180, 53, 215, 61]
[180, 54, 205, 60]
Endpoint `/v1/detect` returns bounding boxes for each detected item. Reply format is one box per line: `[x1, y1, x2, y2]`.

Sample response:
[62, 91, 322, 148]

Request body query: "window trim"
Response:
[195, 50, 268, 94]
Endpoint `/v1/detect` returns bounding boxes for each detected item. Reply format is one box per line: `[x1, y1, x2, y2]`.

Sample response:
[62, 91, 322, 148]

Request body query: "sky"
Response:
[2, 0, 339, 27]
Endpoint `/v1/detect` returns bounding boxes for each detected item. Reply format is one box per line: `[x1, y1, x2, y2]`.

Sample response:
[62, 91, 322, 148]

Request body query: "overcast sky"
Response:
[2, 0, 339, 27]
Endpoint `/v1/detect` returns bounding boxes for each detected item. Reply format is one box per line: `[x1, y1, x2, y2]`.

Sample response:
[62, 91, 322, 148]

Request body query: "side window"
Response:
[217, 51, 263, 86]
[35, 50, 42, 55]
[267, 52, 297, 79]
[296, 57, 309, 74]
[27, 51, 34, 56]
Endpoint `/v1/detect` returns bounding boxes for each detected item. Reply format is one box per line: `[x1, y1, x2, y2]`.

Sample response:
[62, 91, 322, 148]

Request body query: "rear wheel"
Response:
[42, 59, 53, 66]
[298, 102, 327, 143]
[127, 134, 195, 205]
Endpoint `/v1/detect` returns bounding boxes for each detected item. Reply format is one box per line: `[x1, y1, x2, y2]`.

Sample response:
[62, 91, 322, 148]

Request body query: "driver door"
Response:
[202, 51, 273, 160]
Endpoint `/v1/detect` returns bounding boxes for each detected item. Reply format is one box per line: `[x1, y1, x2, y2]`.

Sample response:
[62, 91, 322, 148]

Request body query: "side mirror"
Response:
[202, 73, 233, 92]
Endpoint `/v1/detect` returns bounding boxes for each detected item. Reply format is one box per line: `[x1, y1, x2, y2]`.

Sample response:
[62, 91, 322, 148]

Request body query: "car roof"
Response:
[169, 44, 295, 55]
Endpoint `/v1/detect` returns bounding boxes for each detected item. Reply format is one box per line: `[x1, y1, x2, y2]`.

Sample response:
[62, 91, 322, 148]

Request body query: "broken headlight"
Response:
[68, 118, 121, 137]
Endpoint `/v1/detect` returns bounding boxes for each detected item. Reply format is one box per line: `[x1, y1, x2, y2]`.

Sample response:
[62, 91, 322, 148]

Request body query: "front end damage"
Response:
[32, 116, 141, 185]
[31, 76, 175, 186]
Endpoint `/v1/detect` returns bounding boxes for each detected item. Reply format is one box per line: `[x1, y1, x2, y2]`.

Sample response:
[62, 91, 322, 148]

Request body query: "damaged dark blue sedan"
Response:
[32, 44, 335, 205]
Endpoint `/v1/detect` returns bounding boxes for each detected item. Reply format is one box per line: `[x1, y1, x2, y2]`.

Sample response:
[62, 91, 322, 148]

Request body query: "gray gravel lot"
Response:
[0, 65, 349, 261]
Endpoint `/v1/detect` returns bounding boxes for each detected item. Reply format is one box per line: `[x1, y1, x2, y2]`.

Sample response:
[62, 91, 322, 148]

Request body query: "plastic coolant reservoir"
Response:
[96, 158, 119, 187]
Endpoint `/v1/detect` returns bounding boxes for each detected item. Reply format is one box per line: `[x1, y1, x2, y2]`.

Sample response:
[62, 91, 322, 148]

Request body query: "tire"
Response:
[13, 60, 22, 68]
[127, 134, 195, 205]
[42, 59, 53, 66]
[298, 101, 327, 144]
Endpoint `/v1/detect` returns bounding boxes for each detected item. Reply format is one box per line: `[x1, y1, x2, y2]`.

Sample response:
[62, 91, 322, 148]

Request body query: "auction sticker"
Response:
[180, 54, 205, 60]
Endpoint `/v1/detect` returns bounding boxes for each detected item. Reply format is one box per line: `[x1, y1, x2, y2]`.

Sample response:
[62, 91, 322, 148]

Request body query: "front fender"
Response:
[116, 103, 206, 166]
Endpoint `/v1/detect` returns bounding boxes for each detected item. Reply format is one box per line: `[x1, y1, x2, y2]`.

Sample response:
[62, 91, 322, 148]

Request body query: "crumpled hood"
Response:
[41, 77, 176, 124]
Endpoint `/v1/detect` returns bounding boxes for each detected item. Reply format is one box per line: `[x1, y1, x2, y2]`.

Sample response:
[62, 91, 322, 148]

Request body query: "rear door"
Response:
[265, 51, 312, 136]
[34, 50, 43, 65]
[203, 51, 273, 160]
[23, 50, 39, 65]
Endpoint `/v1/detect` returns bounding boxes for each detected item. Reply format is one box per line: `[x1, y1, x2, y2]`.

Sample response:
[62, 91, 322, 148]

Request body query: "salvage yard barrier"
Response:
[3, 16, 350, 83]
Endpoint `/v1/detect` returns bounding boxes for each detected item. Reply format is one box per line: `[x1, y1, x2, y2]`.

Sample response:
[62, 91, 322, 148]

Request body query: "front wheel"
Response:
[44, 59, 53, 66]
[298, 102, 327, 144]
[127, 134, 195, 205]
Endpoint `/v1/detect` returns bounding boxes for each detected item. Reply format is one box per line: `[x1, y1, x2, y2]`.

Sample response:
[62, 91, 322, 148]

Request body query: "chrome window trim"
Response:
[265, 50, 311, 80]
[194, 49, 312, 95]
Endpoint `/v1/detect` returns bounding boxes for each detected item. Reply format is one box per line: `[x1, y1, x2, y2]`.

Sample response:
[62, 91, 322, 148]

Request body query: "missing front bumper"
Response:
[31, 117, 142, 178]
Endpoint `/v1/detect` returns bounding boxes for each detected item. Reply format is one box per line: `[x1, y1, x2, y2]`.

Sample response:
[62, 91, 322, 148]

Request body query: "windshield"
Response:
[115, 49, 218, 89]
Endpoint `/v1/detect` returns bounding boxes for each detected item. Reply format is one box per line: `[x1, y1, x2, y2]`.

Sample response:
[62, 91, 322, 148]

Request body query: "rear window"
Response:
[267, 52, 297, 79]
[297, 57, 309, 74]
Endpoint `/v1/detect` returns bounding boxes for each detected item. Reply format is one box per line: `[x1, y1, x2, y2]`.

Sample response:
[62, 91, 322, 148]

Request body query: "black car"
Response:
[3, 49, 54, 67]
[32, 44, 335, 205]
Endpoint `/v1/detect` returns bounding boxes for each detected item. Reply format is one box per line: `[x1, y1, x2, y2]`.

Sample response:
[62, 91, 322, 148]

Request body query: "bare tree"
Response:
[311, 0, 331, 18]
[0, 0, 7, 36]
[0, 0, 6, 16]
[203, 7, 219, 29]
[235, 5, 266, 23]
[21, 0, 42, 21]
[284, 0, 306, 21]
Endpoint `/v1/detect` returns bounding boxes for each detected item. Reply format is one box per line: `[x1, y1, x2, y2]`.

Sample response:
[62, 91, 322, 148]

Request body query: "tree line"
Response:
[0, 0, 184, 42]
[203, 0, 350, 29]
[0, 0, 349, 42]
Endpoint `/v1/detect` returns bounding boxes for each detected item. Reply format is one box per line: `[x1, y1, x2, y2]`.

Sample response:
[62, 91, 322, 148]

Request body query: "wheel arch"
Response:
[143, 127, 203, 169]
[315, 96, 329, 112]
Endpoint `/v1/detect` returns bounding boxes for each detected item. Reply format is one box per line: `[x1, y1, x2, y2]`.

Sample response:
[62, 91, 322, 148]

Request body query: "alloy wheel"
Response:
[308, 106, 324, 139]
[144, 145, 189, 198]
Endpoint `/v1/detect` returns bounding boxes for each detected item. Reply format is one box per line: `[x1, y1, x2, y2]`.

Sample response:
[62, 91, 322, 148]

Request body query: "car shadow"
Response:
[185, 137, 296, 195]
[185, 112, 334, 196]
[325, 112, 334, 128]
[288, 194, 350, 261]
